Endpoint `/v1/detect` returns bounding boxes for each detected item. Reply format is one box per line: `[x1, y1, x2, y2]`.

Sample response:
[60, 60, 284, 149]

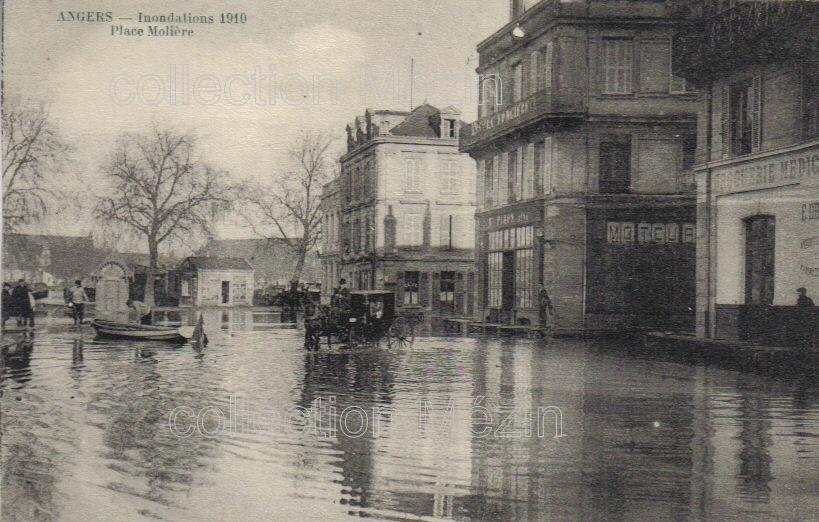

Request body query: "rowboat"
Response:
[91, 319, 197, 343]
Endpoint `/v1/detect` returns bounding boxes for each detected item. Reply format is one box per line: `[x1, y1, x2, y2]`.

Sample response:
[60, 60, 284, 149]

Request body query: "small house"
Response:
[177, 257, 255, 307]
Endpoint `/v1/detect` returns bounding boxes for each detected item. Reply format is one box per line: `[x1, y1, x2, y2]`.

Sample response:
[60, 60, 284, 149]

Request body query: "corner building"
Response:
[674, 1, 819, 343]
[462, 0, 700, 332]
[321, 105, 477, 321]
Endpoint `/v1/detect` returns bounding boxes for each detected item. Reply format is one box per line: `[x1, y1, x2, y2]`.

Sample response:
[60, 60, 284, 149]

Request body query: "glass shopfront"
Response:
[486, 224, 535, 312]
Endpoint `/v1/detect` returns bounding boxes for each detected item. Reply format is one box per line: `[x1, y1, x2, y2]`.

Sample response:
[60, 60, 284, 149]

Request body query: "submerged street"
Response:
[2, 311, 817, 521]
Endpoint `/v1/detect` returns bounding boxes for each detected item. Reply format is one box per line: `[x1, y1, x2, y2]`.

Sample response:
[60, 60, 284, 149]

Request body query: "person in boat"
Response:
[797, 287, 815, 307]
[126, 299, 152, 325]
[68, 280, 90, 325]
[12, 280, 35, 328]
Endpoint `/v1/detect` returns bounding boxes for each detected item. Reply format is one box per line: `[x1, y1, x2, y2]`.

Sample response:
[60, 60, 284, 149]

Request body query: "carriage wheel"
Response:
[387, 316, 415, 348]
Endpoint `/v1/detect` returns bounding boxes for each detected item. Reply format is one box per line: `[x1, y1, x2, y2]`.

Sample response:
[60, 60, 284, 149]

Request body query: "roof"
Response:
[388, 104, 466, 138]
[3, 233, 104, 282]
[196, 238, 321, 283]
[181, 256, 254, 271]
[389, 104, 441, 138]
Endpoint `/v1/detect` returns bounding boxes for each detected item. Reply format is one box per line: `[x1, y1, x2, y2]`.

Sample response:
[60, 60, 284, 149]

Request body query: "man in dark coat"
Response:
[12, 280, 34, 328]
[538, 284, 555, 330]
[2, 282, 13, 328]
[797, 287, 815, 307]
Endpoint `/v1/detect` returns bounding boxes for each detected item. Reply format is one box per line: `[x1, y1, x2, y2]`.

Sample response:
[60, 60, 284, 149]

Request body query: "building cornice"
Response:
[340, 135, 459, 163]
[693, 138, 819, 173]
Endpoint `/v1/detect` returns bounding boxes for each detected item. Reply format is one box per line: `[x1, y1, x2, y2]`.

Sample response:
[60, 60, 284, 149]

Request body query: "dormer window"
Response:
[443, 119, 458, 138]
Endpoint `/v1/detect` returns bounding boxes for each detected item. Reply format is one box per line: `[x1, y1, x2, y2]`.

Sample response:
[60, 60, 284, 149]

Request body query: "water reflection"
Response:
[0, 311, 817, 521]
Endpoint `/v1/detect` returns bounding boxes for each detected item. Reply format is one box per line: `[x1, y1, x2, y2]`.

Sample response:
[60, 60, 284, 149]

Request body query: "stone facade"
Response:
[320, 105, 477, 320]
[463, 0, 699, 332]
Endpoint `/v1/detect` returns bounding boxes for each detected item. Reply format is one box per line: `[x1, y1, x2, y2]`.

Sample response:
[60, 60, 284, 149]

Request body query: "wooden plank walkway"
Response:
[442, 318, 548, 339]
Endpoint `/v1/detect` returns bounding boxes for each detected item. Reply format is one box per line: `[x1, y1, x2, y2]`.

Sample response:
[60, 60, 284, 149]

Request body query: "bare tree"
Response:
[242, 131, 336, 290]
[95, 127, 232, 307]
[2, 101, 71, 232]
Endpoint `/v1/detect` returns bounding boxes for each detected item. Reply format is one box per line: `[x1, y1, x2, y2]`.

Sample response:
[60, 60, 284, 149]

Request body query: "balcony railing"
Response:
[460, 88, 584, 151]
[673, 1, 818, 82]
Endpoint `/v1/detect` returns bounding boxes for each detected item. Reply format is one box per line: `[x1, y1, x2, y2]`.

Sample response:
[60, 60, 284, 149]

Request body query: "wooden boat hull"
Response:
[91, 320, 188, 343]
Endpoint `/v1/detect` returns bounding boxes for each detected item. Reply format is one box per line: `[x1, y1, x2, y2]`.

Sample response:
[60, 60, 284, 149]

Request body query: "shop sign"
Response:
[463, 98, 532, 139]
[800, 201, 819, 276]
[607, 222, 695, 245]
[715, 148, 819, 194]
[486, 209, 537, 230]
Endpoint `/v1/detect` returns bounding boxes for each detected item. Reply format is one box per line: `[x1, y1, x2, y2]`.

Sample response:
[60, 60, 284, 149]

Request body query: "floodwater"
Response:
[1, 310, 817, 521]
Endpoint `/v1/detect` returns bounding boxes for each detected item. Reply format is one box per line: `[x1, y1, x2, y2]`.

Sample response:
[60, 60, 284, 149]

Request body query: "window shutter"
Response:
[542, 42, 553, 90]
[720, 84, 730, 159]
[420, 272, 429, 308]
[543, 137, 553, 194]
[530, 51, 539, 93]
[751, 74, 763, 152]
[498, 152, 508, 204]
[624, 40, 634, 93]
[525, 143, 535, 199]
[439, 214, 450, 248]
[517, 146, 524, 201]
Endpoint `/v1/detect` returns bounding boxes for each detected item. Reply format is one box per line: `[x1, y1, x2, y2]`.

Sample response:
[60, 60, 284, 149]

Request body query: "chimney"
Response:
[384, 205, 397, 255]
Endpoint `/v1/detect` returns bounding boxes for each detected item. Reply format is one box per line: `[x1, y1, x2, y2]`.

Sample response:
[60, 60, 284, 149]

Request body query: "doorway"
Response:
[221, 281, 231, 304]
[744, 215, 775, 305]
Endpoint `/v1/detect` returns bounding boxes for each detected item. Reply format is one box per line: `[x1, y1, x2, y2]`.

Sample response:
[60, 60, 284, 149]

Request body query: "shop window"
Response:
[403, 271, 420, 305]
[602, 38, 634, 94]
[599, 136, 631, 193]
[440, 272, 455, 304]
[487, 253, 503, 308]
[515, 249, 534, 309]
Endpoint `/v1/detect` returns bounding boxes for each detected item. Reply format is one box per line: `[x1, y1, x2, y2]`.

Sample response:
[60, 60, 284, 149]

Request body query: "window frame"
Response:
[601, 38, 634, 95]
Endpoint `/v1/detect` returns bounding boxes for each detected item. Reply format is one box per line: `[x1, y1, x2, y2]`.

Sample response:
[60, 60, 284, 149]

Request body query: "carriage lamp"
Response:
[349, 318, 357, 323]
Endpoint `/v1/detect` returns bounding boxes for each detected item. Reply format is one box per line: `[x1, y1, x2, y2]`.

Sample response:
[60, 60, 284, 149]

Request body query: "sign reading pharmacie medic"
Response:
[714, 146, 819, 195]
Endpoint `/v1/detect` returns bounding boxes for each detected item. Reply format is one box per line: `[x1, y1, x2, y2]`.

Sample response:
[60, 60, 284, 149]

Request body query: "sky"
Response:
[3, 0, 507, 252]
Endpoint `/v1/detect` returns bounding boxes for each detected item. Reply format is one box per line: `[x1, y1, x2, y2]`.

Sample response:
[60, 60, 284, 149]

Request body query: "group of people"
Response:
[2, 279, 37, 329]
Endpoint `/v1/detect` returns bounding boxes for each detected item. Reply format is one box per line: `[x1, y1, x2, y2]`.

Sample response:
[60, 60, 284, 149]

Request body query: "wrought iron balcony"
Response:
[673, 1, 819, 83]
[459, 88, 584, 151]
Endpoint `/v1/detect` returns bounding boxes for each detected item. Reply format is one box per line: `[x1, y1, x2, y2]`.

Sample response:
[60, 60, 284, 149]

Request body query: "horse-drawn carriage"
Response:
[304, 290, 415, 350]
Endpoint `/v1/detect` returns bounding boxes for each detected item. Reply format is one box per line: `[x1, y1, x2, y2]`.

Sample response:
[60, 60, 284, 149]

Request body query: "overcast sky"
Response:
[3, 0, 506, 250]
